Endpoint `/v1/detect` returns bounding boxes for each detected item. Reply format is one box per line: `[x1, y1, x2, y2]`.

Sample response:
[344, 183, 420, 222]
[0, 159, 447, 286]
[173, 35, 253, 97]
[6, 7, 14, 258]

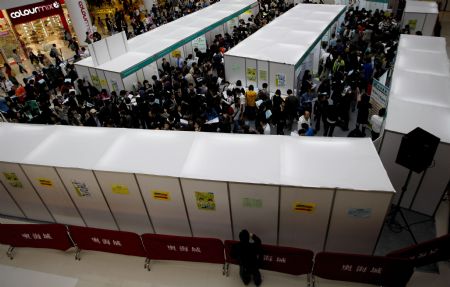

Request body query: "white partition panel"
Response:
[20, 165, 84, 226]
[410, 143, 450, 216]
[379, 131, 423, 207]
[106, 31, 128, 59]
[224, 55, 246, 86]
[56, 168, 117, 230]
[325, 189, 392, 254]
[97, 70, 109, 91]
[135, 174, 191, 236]
[92, 39, 111, 65]
[0, 162, 52, 221]
[88, 68, 101, 90]
[279, 187, 334, 252]
[75, 65, 91, 83]
[257, 60, 269, 91]
[123, 73, 139, 92]
[0, 182, 24, 218]
[181, 179, 232, 239]
[402, 12, 426, 35]
[245, 58, 257, 88]
[229, 183, 278, 244]
[136, 69, 146, 84]
[269, 62, 294, 95]
[94, 171, 153, 234]
[104, 71, 125, 92]
[142, 62, 159, 80]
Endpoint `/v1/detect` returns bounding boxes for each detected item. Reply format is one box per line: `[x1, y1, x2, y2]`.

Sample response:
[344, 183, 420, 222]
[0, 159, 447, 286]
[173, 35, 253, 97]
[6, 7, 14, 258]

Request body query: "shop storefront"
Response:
[0, 10, 18, 65]
[2, 0, 73, 59]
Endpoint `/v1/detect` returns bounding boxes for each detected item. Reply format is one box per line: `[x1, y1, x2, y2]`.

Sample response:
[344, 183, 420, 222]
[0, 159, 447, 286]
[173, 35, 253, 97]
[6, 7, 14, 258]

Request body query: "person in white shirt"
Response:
[370, 108, 386, 141]
[298, 111, 311, 131]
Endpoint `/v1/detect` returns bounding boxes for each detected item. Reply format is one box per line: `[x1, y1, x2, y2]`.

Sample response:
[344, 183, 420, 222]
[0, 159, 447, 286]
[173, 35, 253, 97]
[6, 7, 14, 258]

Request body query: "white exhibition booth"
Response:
[74, 0, 259, 92]
[379, 35, 450, 217]
[224, 4, 346, 95]
[0, 123, 395, 255]
[401, 0, 438, 36]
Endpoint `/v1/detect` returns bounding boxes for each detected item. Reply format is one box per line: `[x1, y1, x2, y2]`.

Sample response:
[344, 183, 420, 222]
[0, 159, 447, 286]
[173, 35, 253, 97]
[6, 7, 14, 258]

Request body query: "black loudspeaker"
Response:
[395, 127, 440, 173]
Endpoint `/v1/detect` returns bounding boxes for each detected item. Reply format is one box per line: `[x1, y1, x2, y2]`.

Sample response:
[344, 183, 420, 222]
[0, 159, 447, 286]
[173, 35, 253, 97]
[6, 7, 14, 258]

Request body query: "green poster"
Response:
[247, 68, 257, 82]
[259, 70, 267, 81]
[3, 172, 23, 188]
[243, 197, 262, 208]
[195, 191, 216, 210]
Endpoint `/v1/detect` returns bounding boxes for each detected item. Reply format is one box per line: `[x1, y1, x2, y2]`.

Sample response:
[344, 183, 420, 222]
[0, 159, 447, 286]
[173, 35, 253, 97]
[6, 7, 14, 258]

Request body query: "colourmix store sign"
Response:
[7, 0, 64, 25]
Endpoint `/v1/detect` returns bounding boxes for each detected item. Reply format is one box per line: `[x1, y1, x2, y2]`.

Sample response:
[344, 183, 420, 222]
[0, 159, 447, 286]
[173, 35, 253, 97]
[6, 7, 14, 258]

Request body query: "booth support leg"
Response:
[7, 246, 15, 259]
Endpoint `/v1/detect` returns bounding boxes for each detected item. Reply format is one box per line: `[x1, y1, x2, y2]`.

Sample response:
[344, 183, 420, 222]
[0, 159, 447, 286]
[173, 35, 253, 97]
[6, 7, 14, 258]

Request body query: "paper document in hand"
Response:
[205, 117, 219, 124]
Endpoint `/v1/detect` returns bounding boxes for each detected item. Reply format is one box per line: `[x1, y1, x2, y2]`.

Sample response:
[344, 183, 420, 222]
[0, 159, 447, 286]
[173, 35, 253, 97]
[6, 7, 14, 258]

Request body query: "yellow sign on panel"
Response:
[152, 190, 171, 201]
[37, 178, 53, 187]
[111, 184, 129, 195]
[293, 202, 316, 214]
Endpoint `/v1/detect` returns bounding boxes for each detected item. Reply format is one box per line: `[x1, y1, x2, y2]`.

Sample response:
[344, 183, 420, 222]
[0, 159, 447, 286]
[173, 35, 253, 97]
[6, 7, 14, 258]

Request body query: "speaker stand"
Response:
[388, 170, 418, 244]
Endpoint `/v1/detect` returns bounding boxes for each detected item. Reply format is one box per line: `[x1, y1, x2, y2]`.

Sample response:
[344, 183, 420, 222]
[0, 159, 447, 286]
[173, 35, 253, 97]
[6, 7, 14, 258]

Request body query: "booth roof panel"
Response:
[181, 133, 282, 185]
[94, 130, 196, 177]
[399, 35, 446, 52]
[95, 52, 150, 72]
[0, 123, 57, 163]
[384, 98, 450, 143]
[404, 0, 438, 13]
[225, 4, 346, 65]
[395, 49, 450, 76]
[22, 126, 124, 169]
[0, 124, 395, 191]
[385, 35, 450, 143]
[281, 137, 395, 192]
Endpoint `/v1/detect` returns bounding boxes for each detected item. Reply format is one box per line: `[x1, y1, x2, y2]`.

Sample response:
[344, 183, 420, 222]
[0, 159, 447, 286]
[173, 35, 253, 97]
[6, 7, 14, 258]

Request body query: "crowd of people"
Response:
[0, 1, 406, 139]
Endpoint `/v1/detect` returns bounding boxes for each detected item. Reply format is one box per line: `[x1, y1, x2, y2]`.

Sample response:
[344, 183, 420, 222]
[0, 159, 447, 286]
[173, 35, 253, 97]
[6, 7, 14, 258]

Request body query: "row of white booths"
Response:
[0, 123, 395, 255]
[224, 4, 346, 95]
[378, 34, 450, 218]
[74, 0, 259, 93]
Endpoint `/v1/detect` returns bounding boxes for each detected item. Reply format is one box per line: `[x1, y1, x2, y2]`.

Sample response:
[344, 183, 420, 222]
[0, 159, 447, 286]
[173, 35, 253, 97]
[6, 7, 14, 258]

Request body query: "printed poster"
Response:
[152, 190, 171, 201]
[192, 35, 207, 53]
[72, 180, 91, 197]
[243, 197, 262, 208]
[247, 68, 257, 82]
[112, 184, 129, 195]
[111, 80, 119, 92]
[275, 73, 286, 87]
[195, 191, 216, 211]
[259, 70, 267, 82]
[171, 49, 181, 58]
[3, 172, 23, 188]
[37, 178, 53, 187]
[408, 19, 417, 31]
[293, 202, 316, 214]
[348, 208, 372, 219]
[369, 78, 389, 119]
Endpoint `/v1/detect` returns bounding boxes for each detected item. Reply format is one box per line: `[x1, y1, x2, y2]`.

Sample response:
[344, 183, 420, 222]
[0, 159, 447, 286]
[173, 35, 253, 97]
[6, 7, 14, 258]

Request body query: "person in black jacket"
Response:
[231, 230, 263, 286]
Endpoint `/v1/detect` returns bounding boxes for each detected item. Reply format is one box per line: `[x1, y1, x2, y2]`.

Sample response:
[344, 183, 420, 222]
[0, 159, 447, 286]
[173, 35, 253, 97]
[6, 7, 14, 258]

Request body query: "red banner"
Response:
[387, 234, 450, 267]
[0, 224, 73, 251]
[68, 226, 146, 257]
[141, 234, 225, 264]
[313, 252, 414, 287]
[224, 240, 314, 276]
[6, 0, 64, 25]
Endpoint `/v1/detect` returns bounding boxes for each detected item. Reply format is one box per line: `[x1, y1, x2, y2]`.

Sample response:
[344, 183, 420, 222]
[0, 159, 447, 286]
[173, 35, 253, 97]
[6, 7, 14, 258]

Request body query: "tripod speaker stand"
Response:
[387, 127, 440, 244]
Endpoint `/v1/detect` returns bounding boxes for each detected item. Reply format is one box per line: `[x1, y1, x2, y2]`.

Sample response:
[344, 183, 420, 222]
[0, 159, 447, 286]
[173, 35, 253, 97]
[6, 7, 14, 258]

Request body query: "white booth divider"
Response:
[0, 182, 23, 218]
[401, 0, 438, 36]
[224, 4, 346, 95]
[379, 35, 450, 217]
[74, 0, 258, 93]
[0, 123, 395, 255]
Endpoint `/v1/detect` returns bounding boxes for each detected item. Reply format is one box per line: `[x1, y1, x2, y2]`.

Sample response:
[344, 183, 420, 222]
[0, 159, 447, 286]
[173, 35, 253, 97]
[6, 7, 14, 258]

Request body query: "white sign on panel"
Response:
[20, 165, 84, 226]
[325, 189, 392, 254]
[94, 171, 153, 234]
[0, 182, 24, 218]
[0, 162, 52, 222]
[56, 168, 118, 230]
[135, 174, 191, 236]
[181, 179, 232, 239]
[229, 183, 278, 245]
[279, 187, 334, 252]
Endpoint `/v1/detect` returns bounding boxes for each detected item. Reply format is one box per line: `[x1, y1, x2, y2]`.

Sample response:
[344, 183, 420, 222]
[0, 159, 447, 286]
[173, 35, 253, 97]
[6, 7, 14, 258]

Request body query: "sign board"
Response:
[369, 78, 389, 118]
[192, 35, 207, 53]
[6, 0, 63, 25]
